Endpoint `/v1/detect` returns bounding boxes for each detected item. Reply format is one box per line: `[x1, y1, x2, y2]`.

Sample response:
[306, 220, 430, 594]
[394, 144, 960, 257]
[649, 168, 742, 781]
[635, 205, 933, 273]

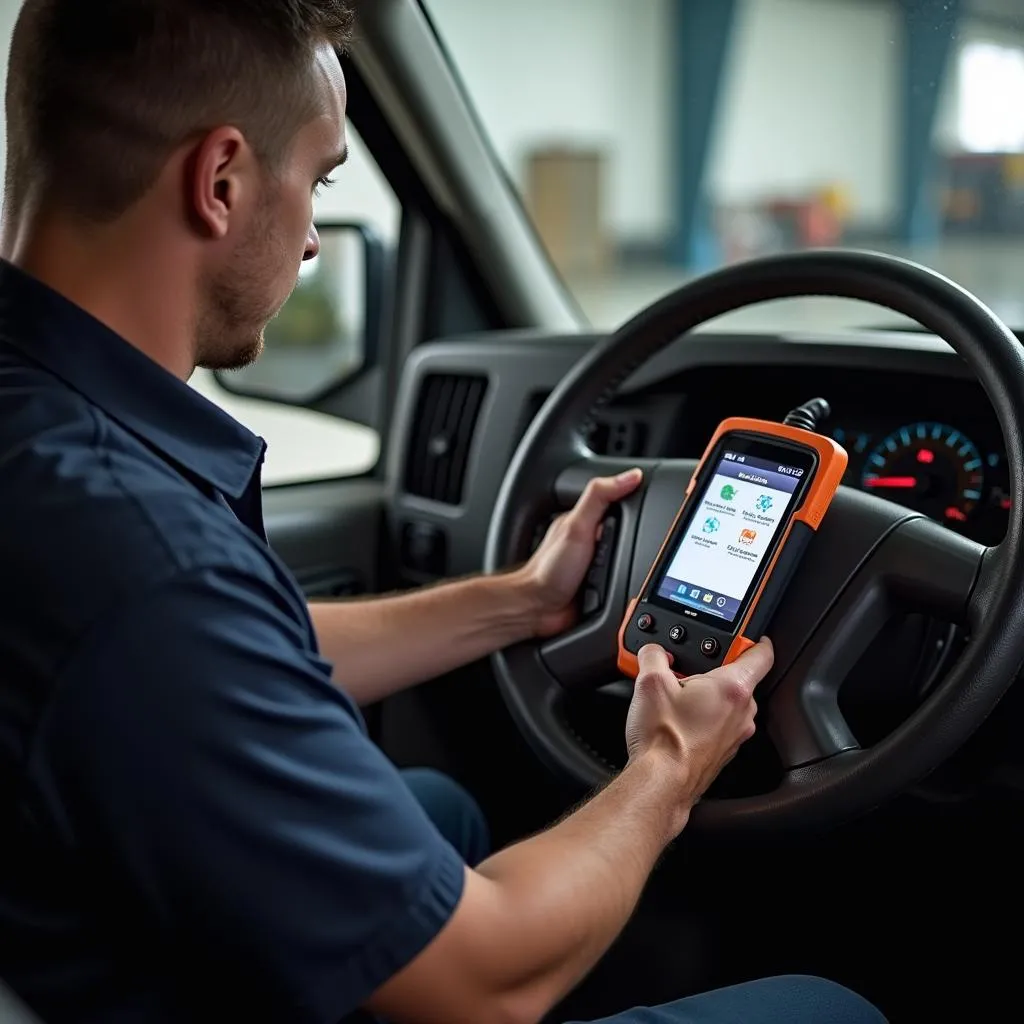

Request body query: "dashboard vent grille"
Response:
[404, 373, 488, 505]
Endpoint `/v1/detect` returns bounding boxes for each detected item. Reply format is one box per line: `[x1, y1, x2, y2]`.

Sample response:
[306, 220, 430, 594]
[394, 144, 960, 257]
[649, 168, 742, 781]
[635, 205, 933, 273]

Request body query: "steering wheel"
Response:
[483, 249, 1024, 834]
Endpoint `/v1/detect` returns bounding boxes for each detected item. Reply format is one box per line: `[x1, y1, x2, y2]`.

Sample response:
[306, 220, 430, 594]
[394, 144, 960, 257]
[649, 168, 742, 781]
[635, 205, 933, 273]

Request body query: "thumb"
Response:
[606, 467, 644, 498]
[572, 469, 644, 531]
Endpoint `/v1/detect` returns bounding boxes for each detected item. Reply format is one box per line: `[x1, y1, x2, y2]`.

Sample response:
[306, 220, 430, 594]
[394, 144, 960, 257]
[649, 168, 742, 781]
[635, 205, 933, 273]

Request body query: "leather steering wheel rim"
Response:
[483, 249, 1024, 834]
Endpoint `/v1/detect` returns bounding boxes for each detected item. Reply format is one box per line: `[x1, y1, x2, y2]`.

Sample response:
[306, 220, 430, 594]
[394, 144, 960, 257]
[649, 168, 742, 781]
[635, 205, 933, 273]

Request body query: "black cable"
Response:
[783, 397, 831, 433]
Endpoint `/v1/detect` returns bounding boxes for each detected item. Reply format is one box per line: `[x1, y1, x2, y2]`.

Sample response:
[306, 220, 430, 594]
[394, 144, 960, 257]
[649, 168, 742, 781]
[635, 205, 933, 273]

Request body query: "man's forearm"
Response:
[472, 752, 687, 1018]
[368, 751, 691, 1024]
[309, 572, 539, 705]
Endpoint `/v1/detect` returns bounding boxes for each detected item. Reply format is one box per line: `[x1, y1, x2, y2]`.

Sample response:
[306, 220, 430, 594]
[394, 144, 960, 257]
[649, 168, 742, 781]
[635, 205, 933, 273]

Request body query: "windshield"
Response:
[425, 0, 1024, 333]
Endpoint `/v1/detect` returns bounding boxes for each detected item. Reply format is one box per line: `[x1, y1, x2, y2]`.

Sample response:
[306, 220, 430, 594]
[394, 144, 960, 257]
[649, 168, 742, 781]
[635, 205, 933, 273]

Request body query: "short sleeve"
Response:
[37, 565, 466, 1023]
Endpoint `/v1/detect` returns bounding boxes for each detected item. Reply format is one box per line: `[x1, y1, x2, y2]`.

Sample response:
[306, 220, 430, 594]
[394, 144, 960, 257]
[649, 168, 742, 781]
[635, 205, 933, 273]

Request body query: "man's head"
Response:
[3, 0, 354, 373]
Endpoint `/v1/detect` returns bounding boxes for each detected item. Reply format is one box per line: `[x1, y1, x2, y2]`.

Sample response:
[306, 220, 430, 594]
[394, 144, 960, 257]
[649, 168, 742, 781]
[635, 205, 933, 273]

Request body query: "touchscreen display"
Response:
[654, 449, 807, 625]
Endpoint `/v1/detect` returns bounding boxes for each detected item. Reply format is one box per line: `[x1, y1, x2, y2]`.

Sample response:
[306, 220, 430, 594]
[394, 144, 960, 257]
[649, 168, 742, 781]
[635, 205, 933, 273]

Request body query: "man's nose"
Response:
[304, 224, 321, 261]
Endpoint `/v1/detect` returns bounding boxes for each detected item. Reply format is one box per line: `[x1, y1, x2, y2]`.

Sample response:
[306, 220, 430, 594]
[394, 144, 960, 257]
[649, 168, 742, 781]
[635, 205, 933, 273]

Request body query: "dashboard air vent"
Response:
[404, 373, 488, 505]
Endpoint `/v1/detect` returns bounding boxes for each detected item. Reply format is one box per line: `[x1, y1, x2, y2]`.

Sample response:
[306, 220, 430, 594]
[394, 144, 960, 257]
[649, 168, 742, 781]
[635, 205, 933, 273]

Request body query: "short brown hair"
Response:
[4, 0, 355, 221]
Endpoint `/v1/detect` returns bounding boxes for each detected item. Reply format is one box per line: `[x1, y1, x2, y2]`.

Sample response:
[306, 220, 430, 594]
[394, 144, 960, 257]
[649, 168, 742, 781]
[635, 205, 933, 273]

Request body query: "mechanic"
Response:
[0, 2, 887, 1023]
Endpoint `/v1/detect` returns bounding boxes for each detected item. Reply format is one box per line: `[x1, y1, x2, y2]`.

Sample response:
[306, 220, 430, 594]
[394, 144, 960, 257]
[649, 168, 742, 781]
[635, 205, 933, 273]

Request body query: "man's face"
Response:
[195, 44, 348, 372]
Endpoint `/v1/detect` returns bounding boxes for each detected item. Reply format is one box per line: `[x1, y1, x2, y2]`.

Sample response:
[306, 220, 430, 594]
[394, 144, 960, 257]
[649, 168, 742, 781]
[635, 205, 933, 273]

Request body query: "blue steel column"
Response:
[668, 0, 738, 270]
[899, 0, 962, 246]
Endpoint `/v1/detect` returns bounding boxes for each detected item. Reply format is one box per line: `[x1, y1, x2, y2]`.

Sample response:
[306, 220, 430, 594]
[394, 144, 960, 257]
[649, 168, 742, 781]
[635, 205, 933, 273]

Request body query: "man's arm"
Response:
[50, 564, 473, 1024]
[53, 558, 770, 1024]
[367, 640, 773, 1024]
[312, 469, 644, 705]
[368, 753, 682, 1024]
[309, 572, 537, 706]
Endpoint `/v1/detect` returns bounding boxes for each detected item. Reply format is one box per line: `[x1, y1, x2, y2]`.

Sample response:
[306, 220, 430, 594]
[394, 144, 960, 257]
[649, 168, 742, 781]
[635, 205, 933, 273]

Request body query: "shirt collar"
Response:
[0, 260, 265, 500]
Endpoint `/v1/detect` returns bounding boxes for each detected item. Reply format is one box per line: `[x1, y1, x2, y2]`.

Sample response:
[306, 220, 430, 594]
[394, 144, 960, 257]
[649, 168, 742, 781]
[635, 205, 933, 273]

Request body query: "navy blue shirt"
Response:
[0, 262, 465, 1023]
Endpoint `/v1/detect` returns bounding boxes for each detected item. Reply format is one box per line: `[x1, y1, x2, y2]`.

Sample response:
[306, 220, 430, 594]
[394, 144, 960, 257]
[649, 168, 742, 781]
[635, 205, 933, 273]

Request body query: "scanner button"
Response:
[699, 637, 721, 658]
[636, 613, 655, 632]
[668, 625, 687, 644]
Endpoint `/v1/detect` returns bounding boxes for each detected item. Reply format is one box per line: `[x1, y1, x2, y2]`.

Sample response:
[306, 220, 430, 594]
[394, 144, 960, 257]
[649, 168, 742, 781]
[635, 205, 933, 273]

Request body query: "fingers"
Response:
[639, 637, 773, 699]
[637, 643, 672, 679]
[706, 637, 775, 699]
[569, 469, 643, 533]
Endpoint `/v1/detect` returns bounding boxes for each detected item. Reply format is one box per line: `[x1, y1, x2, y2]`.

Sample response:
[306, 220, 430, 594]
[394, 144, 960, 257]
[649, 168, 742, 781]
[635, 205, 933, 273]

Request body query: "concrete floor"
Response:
[198, 237, 1024, 485]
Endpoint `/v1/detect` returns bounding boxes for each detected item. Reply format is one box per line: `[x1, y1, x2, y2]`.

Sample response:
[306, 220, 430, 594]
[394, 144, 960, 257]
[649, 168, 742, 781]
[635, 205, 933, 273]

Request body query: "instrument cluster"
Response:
[656, 361, 1011, 546]
[830, 421, 1011, 545]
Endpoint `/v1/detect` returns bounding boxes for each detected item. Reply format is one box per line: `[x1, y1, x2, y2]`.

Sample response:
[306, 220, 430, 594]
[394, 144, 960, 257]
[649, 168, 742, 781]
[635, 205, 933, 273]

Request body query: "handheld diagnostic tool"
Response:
[617, 399, 848, 678]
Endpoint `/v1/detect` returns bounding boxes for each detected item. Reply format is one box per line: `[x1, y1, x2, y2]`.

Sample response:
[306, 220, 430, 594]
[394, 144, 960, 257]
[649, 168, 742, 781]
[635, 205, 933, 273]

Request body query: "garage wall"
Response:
[0, 1, 1013, 250]
[426, 0, 674, 246]
[710, 0, 900, 230]
[429, 0, 902, 242]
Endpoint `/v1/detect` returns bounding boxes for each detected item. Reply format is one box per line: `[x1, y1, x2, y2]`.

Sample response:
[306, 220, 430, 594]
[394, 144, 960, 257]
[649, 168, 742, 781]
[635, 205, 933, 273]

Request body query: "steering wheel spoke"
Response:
[874, 515, 986, 624]
[539, 630, 617, 691]
[767, 683, 860, 771]
[764, 512, 984, 770]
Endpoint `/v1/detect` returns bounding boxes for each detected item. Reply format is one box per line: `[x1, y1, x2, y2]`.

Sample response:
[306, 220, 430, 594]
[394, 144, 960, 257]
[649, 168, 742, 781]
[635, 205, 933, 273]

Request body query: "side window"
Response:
[193, 124, 400, 487]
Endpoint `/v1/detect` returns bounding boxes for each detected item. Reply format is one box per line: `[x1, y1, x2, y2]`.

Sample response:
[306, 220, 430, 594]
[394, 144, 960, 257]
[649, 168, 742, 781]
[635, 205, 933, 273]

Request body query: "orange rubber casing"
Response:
[616, 417, 848, 679]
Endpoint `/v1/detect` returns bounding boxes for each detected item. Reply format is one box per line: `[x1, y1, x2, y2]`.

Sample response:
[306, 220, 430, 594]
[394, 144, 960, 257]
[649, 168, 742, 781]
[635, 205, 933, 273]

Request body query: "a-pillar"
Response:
[898, 0, 962, 246]
[667, 0, 738, 270]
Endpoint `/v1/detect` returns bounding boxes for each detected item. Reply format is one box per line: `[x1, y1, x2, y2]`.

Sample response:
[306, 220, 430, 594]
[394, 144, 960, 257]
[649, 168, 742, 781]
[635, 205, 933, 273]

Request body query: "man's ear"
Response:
[189, 126, 253, 240]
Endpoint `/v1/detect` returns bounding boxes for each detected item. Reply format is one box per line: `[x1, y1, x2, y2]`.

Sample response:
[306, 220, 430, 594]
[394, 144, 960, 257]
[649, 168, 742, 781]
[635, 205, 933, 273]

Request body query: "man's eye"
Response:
[314, 175, 336, 196]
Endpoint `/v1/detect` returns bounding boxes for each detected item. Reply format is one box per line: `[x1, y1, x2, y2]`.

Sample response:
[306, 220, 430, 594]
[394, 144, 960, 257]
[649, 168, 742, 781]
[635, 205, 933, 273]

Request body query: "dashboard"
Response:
[641, 361, 1012, 548]
[388, 328, 1013, 583]
[384, 326, 1022, 790]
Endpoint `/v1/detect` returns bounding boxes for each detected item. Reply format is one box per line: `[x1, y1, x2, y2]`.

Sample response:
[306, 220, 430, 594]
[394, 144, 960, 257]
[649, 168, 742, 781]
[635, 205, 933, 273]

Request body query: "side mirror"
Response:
[215, 221, 387, 404]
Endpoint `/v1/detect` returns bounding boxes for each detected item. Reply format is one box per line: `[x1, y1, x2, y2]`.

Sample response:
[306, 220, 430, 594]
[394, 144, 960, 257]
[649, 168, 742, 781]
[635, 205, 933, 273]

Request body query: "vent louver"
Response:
[404, 373, 488, 505]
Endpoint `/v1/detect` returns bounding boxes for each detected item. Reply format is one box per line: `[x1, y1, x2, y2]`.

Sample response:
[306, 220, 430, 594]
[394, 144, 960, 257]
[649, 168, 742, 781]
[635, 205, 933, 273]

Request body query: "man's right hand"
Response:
[625, 638, 775, 826]
[366, 636, 775, 1024]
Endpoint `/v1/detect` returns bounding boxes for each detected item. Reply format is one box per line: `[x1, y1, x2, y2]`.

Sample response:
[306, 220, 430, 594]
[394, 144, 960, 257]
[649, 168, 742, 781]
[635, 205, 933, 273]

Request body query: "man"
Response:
[0, 2, 887, 1022]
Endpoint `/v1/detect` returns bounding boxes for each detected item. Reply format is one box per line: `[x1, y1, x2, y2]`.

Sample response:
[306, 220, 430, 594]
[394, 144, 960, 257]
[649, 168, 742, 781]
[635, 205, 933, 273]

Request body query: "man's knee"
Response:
[752, 975, 887, 1022]
[400, 767, 491, 867]
[572, 974, 886, 1024]
[669, 975, 886, 1024]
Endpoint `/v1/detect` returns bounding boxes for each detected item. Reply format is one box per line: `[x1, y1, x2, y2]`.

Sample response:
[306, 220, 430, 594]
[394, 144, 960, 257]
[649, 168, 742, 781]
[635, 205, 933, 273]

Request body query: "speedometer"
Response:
[860, 422, 985, 524]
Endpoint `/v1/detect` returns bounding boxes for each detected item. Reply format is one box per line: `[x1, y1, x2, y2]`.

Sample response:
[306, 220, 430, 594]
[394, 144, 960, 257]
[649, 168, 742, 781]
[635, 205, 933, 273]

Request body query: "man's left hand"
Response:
[516, 468, 644, 638]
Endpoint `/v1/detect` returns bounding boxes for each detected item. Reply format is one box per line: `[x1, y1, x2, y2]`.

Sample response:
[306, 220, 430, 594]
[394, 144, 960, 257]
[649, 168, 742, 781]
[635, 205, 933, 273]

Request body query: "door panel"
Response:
[264, 478, 386, 598]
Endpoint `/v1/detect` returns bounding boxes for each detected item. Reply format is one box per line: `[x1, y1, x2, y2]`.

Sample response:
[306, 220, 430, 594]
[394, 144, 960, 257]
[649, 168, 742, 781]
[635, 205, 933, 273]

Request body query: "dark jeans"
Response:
[401, 769, 888, 1024]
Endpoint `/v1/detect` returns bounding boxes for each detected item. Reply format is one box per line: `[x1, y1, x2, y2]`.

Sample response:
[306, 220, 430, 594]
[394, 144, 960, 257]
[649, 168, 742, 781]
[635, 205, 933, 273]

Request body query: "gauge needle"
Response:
[864, 476, 917, 489]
